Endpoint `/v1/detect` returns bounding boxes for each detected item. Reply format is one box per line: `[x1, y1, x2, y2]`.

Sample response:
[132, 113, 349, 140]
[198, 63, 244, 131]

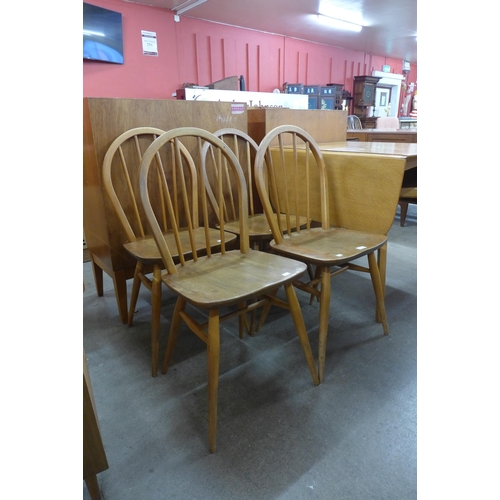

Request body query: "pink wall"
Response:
[83, 0, 417, 102]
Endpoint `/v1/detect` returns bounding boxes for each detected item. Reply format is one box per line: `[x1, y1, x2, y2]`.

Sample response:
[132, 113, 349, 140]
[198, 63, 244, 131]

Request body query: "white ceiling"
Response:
[128, 0, 417, 64]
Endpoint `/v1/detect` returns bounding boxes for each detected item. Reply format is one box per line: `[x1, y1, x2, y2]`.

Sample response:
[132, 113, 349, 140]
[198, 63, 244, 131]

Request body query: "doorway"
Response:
[374, 86, 392, 117]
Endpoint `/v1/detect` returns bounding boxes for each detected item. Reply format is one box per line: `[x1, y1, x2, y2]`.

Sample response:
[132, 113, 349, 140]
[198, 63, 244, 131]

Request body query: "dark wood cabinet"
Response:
[353, 76, 381, 124]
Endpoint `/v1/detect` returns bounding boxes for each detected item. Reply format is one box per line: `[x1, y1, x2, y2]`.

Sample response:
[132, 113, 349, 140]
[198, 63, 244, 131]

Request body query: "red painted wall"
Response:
[83, 0, 417, 101]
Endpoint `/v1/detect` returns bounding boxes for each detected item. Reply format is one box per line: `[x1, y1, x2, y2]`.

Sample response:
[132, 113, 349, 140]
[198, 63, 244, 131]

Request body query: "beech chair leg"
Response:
[317, 266, 331, 383]
[284, 283, 320, 386]
[368, 253, 389, 335]
[128, 262, 144, 326]
[256, 289, 278, 332]
[162, 297, 186, 374]
[309, 265, 322, 305]
[207, 309, 220, 453]
[376, 244, 387, 323]
[151, 265, 162, 377]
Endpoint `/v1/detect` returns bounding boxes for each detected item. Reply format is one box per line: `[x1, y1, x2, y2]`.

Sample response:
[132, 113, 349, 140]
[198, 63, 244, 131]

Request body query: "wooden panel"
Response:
[247, 108, 347, 145]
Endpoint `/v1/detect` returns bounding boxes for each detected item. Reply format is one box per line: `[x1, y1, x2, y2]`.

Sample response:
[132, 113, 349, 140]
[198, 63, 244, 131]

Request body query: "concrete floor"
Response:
[83, 207, 417, 500]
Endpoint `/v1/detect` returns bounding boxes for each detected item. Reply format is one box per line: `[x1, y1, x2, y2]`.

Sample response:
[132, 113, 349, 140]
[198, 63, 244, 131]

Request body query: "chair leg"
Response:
[128, 262, 144, 327]
[162, 297, 186, 375]
[284, 283, 319, 386]
[112, 269, 128, 324]
[368, 253, 389, 335]
[399, 201, 409, 227]
[317, 266, 331, 383]
[84, 474, 102, 500]
[256, 289, 277, 332]
[151, 265, 162, 377]
[207, 309, 220, 454]
[376, 244, 387, 323]
[309, 265, 322, 305]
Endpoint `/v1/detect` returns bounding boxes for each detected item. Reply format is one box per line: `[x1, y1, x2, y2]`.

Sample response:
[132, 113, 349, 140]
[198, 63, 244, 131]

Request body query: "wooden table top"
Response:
[315, 141, 416, 155]
[284, 141, 417, 170]
[347, 128, 417, 134]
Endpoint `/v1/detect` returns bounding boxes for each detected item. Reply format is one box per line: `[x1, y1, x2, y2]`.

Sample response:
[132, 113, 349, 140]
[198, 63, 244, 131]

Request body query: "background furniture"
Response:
[398, 167, 417, 226]
[347, 129, 417, 143]
[347, 115, 363, 129]
[255, 125, 389, 382]
[139, 127, 319, 453]
[376, 116, 400, 129]
[247, 108, 347, 145]
[352, 75, 381, 128]
[83, 98, 247, 324]
[84, 350, 108, 500]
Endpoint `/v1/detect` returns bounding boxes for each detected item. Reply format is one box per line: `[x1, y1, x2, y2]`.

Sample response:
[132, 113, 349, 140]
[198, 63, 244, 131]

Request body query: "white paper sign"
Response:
[142, 30, 158, 56]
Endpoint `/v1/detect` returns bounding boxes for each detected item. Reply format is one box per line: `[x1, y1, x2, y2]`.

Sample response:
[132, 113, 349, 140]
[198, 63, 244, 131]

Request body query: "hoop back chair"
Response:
[254, 125, 389, 382]
[347, 115, 362, 129]
[201, 128, 308, 251]
[102, 127, 236, 377]
[139, 127, 320, 453]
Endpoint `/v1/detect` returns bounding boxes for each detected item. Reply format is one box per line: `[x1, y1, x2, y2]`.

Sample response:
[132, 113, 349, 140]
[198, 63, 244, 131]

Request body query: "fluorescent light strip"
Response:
[174, 0, 208, 15]
[83, 30, 105, 37]
[317, 14, 363, 32]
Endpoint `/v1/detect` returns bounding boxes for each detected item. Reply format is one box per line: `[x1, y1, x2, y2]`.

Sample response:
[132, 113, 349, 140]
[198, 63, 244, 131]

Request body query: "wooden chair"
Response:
[102, 127, 236, 377]
[139, 127, 320, 453]
[200, 128, 272, 251]
[347, 115, 362, 129]
[201, 128, 308, 252]
[254, 125, 389, 383]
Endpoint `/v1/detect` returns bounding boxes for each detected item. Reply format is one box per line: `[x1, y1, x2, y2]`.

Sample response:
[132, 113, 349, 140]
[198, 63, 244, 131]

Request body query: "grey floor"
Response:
[83, 206, 417, 500]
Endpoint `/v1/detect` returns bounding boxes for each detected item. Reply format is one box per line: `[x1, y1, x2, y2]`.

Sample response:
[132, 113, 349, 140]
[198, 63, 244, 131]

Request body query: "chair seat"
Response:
[124, 228, 237, 264]
[270, 227, 387, 266]
[221, 213, 308, 238]
[162, 249, 307, 308]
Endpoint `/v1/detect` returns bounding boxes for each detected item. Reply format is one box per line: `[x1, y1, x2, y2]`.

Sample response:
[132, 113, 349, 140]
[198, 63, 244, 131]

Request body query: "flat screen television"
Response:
[83, 2, 124, 64]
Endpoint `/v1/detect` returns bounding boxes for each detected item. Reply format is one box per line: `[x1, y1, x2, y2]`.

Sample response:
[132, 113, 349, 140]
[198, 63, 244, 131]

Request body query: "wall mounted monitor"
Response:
[83, 2, 124, 64]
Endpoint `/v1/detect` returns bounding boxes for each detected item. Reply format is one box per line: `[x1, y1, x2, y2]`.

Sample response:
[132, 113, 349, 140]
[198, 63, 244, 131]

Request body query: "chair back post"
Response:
[140, 127, 249, 274]
[255, 125, 329, 244]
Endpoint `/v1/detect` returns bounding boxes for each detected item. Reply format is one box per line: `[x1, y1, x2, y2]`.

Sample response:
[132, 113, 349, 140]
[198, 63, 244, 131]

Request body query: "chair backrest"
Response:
[254, 125, 329, 245]
[102, 127, 199, 242]
[139, 127, 249, 275]
[375, 117, 400, 129]
[347, 115, 362, 129]
[201, 128, 260, 225]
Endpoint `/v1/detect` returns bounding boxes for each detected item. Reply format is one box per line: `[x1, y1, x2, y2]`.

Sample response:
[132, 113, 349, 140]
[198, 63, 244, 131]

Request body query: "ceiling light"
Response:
[317, 14, 363, 32]
[173, 0, 208, 16]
